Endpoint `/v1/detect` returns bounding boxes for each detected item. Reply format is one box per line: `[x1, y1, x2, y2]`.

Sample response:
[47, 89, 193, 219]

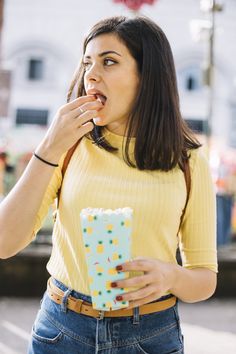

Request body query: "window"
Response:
[16, 109, 48, 126]
[28, 59, 44, 80]
[185, 119, 205, 134]
[178, 65, 203, 92]
[186, 76, 197, 91]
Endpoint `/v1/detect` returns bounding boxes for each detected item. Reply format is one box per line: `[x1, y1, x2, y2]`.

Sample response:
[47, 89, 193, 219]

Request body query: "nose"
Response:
[84, 63, 101, 83]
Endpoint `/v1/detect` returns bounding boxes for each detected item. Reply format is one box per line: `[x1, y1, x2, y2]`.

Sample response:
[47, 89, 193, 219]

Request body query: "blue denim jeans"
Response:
[27, 278, 184, 354]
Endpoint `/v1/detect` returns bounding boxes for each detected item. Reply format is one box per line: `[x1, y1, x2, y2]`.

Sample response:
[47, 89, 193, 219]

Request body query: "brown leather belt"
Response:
[47, 278, 176, 319]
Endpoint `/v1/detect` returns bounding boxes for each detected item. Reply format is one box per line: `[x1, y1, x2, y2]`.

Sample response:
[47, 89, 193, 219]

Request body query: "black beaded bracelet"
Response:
[33, 153, 59, 167]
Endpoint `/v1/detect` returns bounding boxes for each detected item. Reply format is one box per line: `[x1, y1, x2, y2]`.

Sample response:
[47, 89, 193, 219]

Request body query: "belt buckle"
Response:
[97, 310, 105, 319]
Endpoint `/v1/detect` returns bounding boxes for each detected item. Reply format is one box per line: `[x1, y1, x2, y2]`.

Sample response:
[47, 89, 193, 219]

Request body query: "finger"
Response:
[117, 284, 157, 302]
[122, 292, 161, 311]
[117, 259, 153, 273]
[75, 110, 100, 127]
[115, 275, 153, 289]
[60, 95, 96, 113]
[70, 101, 103, 119]
[77, 121, 94, 137]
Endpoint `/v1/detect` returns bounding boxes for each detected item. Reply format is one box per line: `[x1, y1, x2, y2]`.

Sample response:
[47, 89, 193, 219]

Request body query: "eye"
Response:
[104, 58, 117, 66]
[82, 62, 92, 71]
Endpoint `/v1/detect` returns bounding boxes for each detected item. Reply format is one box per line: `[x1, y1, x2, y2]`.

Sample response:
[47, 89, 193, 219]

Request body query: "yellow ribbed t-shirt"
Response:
[33, 128, 218, 295]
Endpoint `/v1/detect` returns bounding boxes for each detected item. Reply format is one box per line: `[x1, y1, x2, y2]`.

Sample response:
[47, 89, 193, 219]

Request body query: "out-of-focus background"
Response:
[0, 0, 236, 353]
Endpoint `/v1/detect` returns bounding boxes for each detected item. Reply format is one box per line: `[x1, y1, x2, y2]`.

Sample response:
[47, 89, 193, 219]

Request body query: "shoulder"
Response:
[188, 147, 210, 175]
[189, 147, 212, 182]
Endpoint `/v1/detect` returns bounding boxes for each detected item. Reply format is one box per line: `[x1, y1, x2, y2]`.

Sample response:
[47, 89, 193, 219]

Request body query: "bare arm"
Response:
[169, 264, 217, 303]
[0, 154, 60, 259]
[0, 95, 102, 259]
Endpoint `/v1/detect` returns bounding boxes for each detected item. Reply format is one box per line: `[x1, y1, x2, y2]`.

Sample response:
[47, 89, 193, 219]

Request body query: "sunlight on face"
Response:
[83, 33, 140, 136]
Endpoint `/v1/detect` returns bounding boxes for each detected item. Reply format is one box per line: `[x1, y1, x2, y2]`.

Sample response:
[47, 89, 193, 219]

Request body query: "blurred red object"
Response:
[113, 0, 157, 11]
[0, 151, 7, 163]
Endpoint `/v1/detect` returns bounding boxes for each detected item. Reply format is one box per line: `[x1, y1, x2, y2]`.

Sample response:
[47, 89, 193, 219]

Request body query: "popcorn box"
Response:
[80, 207, 133, 311]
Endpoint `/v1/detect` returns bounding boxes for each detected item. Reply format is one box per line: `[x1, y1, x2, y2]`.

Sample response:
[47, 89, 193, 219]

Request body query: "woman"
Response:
[0, 16, 217, 354]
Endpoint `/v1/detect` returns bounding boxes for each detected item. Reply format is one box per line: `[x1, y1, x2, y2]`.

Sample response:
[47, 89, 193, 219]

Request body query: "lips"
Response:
[87, 89, 107, 106]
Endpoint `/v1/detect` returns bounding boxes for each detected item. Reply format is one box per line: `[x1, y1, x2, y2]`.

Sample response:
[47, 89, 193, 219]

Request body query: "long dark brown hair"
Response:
[67, 16, 201, 171]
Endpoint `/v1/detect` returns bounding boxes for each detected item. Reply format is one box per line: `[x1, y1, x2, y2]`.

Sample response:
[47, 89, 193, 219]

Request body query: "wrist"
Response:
[35, 140, 63, 165]
[33, 153, 59, 167]
[167, 263, 181, 294]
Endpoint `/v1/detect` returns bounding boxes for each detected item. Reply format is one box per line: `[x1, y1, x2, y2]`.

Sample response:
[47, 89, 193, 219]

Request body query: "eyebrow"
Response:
[84, 50, 122, 59]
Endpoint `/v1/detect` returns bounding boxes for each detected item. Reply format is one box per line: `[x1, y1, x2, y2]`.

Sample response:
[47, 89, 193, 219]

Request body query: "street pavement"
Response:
[0, 297, 236, 354]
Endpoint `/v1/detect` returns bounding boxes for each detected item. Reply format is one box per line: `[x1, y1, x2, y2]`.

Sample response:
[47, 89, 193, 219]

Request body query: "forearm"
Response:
[0, 96, 98, 259]
[0, 144, 61, 259]
[169, 264, 217, 303]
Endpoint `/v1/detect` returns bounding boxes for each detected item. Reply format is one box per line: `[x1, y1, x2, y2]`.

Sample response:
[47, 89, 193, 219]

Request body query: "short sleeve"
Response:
[179, 149, 218, 272]
[32, 153, 66, 237]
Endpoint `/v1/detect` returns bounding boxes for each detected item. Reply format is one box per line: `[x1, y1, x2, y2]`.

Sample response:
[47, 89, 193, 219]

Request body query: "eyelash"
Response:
[83, 58, 117, 70]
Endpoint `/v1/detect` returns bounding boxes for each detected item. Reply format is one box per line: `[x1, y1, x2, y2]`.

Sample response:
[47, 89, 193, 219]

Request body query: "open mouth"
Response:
[94, 94, 107, 106]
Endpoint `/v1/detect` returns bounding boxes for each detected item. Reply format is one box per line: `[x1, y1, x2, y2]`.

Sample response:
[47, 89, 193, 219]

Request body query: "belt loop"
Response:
[132, 306, 140, 325]
[97, 310, 105, 320]
[61, 287, 73, 313]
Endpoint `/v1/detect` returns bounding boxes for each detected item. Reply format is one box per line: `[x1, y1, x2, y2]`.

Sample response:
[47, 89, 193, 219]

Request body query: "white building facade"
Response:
[1, 0, 236, 153]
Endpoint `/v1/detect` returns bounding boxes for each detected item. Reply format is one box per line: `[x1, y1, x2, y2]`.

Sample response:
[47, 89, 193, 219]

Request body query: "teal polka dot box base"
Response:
[80, 207, 133, 311]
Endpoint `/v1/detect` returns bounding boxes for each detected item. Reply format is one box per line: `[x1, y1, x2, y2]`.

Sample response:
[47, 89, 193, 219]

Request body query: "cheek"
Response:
[122, 79, 138, 97]
[124, 82, 139, 106]
[108, 73, 139, 109]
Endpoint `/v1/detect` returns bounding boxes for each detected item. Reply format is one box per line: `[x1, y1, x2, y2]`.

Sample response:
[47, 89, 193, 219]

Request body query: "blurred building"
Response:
[0, 1, 236, 241]
[1, 0, 236, 150]
[0, 0, 235, 149]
